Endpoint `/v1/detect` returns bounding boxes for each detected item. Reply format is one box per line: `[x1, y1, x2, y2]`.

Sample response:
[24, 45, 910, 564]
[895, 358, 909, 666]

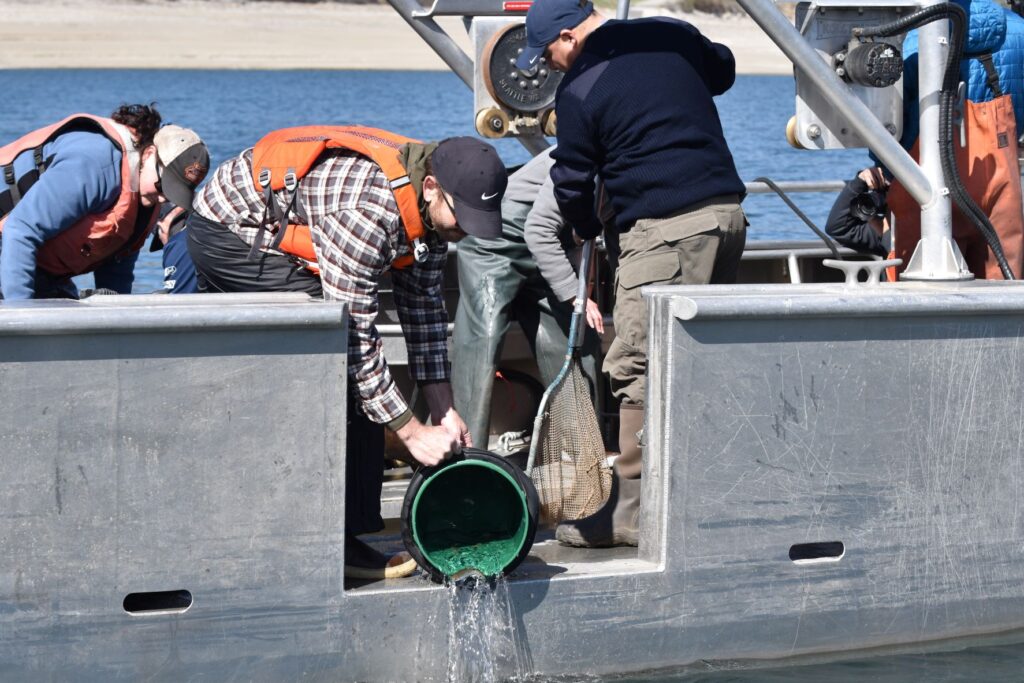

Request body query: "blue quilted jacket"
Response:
[900, 0, 1024, 148]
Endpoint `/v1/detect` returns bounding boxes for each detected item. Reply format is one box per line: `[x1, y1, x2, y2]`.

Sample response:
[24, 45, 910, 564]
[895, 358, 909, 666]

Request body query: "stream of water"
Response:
[445, 574, 530, 683]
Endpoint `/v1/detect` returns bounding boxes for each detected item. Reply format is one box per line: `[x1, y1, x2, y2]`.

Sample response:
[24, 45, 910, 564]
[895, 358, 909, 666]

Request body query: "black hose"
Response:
[752, 177, 843, 260]
[856, 4, 1015, 279]
[853, 4, 959, 42]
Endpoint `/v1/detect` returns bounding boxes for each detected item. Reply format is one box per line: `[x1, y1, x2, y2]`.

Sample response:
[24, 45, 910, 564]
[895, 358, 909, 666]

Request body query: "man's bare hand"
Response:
[585, 297, 604, 334]
[394, 418, 460, 467]
[157, 206, 187, 245]
[420, 382, 473, 449]
[857, 167, 889, 191]
[574, 297, 604, 334]
[440, 408, 473, 448]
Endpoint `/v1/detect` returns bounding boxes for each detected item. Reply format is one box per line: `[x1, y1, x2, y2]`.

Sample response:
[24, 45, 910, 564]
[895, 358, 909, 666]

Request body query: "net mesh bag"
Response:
[530, 360, 612, 526]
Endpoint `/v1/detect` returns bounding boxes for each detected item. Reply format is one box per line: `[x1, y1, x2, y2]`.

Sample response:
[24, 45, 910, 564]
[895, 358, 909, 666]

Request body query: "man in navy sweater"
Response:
[519, 0, 748, 547]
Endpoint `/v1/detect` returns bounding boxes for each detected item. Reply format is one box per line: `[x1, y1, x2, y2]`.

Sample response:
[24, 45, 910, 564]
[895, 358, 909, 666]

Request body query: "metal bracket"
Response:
[413, 239, 430, 263]
[900, 235, 973, 281]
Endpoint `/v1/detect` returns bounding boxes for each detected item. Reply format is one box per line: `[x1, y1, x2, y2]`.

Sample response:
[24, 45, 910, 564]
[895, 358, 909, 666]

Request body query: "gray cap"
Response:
[154, 125, 210, 209]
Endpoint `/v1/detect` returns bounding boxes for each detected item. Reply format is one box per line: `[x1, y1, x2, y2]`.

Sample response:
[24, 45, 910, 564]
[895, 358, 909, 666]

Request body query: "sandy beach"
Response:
[0, 0, 790, 74]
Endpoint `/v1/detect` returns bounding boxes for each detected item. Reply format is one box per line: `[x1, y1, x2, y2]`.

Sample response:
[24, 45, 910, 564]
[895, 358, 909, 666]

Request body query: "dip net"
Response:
[529, 360, 611, 525]
[526, 240, 612, 526]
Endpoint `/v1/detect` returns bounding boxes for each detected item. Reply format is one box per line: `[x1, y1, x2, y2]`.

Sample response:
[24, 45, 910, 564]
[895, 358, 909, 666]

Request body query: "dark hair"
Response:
[110, 103, 162, 148]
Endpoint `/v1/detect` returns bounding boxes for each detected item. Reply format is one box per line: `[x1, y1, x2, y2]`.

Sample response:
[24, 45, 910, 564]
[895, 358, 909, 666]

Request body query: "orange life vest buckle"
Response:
[413, 238, 429, 263]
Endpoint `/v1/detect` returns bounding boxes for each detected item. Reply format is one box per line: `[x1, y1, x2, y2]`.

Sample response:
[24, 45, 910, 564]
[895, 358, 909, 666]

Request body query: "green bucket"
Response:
[401, 448, 539, 582]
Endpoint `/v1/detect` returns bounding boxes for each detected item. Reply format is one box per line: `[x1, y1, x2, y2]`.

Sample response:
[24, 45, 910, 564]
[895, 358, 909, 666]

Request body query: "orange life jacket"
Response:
[0, 114, 156, 279]
[887, 58, 1024, 280]
[249, 125, 429, 274]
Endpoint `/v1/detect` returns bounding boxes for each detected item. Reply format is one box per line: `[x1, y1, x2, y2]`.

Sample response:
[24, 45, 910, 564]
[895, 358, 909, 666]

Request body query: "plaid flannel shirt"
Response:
[193, 148, 449, 424]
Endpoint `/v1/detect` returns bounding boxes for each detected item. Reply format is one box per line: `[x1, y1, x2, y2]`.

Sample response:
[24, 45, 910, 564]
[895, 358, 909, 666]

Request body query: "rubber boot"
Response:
[555, 404, 643, 547]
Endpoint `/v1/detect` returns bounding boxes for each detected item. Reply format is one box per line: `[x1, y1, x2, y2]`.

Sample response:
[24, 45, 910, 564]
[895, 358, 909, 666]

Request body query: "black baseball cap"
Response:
[516, 0, 594, 70]
[431, 137, 508, 239]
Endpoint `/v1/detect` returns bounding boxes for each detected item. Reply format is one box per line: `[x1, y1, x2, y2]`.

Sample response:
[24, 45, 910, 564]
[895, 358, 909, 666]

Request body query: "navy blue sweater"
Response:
[551, 18, 746, 238]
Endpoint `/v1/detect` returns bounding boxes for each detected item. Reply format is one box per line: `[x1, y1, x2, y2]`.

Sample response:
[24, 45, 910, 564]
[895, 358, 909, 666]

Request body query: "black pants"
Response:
[347, 401, 385, 536]
[185, 213, 323, 296]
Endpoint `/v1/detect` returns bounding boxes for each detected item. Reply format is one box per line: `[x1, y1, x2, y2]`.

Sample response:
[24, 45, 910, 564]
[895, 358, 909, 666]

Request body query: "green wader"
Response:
[452, 199, 601, 448]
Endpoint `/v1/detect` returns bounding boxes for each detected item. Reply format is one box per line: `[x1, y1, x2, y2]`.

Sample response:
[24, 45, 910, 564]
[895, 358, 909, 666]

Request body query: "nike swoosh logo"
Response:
[528, 54, 539, 65]
[481, 192, 499, 201]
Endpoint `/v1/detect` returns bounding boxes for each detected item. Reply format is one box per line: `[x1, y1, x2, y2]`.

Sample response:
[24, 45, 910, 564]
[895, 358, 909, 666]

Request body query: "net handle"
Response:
[571, 240, 594, 350]
[527, 238, 595, 476]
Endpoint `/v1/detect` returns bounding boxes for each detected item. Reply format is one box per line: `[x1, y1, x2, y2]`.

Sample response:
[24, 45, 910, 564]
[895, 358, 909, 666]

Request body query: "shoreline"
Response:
[0, 0, 790, 74]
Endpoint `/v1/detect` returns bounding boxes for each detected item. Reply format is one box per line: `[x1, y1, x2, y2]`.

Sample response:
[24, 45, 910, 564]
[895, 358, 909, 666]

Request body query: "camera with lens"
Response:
[850, 189, 887, 222]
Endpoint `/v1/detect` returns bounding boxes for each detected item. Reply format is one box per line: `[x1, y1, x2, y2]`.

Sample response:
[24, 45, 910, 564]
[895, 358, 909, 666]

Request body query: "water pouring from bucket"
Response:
[401, 448, 540, 583]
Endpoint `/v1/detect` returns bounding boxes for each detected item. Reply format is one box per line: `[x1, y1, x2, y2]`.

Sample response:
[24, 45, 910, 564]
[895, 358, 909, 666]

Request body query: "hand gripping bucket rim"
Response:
[401, 448, 540, 583]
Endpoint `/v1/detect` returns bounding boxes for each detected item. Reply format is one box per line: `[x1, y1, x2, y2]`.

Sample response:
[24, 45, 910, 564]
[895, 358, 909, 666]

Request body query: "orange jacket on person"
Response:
[249, 125, 429, 274]
[0, 114, 157, 280]
[888, 0, 1024, 279]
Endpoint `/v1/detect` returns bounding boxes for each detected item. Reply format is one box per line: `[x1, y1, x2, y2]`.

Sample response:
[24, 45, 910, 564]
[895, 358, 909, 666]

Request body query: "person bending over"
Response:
[0, 103, 208, 299]
[187, 126, 508, 577]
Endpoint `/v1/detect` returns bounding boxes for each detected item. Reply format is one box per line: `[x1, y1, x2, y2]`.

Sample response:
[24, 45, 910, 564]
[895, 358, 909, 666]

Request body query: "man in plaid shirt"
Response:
[186, 134, 508, 576]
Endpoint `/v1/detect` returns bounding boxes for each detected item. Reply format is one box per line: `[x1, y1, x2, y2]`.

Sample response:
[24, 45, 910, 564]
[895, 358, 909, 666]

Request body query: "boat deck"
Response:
[352, 461, 646, 591]
[348, 527, 645, 592]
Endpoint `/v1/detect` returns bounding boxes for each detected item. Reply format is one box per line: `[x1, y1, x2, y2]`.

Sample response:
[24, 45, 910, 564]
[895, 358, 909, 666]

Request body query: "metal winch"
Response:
[788, 0, 917, 149]
[472, 18, 562, 138]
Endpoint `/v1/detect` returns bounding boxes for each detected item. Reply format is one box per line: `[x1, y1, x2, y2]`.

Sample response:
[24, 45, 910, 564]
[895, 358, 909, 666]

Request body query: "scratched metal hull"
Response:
[4, 267, 1024, 680]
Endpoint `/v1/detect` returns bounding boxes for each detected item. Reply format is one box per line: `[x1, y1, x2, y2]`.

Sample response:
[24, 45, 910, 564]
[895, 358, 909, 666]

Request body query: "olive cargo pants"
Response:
[605, 195, 747, 405]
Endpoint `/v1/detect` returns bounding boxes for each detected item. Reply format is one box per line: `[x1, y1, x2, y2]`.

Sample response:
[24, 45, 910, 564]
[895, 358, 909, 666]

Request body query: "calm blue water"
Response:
[620, 632, 1024, 682]
[1, 69, 867, 292]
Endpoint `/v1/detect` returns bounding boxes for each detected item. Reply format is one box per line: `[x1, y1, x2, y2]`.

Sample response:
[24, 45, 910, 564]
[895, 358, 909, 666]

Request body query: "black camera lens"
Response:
[850, 190, 886, 222]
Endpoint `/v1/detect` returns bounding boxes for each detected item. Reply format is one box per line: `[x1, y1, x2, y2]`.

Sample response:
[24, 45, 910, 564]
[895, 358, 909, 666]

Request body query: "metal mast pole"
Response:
[901, 8, 971, 280]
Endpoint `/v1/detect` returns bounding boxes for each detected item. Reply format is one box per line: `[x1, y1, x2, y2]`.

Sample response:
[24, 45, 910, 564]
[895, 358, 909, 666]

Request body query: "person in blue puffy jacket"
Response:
[833, 0, 1024, 276]
[900, 0, 1024, 150]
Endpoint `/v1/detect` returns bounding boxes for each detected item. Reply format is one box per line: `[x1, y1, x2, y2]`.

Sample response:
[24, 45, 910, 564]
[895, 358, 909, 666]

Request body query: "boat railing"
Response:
[375, 178, 868, 360]
[744, 179, 846, 194]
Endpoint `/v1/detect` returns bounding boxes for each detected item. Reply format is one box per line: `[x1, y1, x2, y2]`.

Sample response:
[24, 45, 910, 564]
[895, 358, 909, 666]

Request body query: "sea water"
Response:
[0, 70, 868, 294]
